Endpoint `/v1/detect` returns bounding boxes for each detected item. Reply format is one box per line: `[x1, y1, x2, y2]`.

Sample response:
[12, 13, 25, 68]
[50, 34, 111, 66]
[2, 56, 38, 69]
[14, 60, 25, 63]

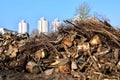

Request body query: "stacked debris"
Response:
[0, 33, 29, 70]
[0, 19, 120, 80]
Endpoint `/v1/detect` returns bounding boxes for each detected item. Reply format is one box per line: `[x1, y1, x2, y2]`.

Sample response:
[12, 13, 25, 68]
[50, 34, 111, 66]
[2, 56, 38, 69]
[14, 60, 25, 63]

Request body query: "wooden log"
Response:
[62, 38, 72, 47]
[26, 61, 40, 74]
[58, 63, 70, 73]
[6, 45, 18, 58]
[35, 49, 48, 62]
[90, 35, 101, 46]
[77, 42, 90, 52]
[71, 61, 78, 70]
[50, 58, 70, 73]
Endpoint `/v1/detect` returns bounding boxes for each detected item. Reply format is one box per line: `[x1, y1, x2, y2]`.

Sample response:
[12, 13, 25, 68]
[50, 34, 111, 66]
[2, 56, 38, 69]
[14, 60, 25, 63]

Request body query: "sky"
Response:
[0, 0, 120, 34]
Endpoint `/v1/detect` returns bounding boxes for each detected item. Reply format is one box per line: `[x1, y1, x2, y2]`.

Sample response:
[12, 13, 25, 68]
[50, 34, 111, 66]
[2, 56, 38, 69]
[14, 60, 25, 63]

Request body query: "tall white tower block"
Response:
[52, 18, 61, 32]
[18, 20, 29, 34]
[38, 17, 49, 34]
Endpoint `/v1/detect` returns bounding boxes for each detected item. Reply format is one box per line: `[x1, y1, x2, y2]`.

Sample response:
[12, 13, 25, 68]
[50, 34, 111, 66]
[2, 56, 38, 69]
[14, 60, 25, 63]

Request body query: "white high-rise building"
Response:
[18, 20, 29, 34]
[52, 18, 61, 32]
[38, 17, 49, 34]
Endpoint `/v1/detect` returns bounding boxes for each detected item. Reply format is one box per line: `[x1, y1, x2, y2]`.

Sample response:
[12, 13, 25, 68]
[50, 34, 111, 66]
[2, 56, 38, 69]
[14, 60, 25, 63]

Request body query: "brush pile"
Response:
[0, 19, 120, 80]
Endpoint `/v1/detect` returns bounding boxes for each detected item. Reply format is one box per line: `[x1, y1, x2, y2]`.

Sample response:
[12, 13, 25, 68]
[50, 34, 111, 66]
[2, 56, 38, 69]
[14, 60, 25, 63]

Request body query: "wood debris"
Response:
[0, 19, 120, 80]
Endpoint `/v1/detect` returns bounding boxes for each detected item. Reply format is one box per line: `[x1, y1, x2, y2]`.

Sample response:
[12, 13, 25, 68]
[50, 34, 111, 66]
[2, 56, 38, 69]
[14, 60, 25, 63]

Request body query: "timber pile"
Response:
[0, 19, 120, 80]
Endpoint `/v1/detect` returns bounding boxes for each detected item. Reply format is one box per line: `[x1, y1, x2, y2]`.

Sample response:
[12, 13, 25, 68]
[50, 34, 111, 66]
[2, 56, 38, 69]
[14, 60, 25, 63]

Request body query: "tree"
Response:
[30, 29, 39, 37]
[75, 2, 91, 20]
[93, 12, 110, 22]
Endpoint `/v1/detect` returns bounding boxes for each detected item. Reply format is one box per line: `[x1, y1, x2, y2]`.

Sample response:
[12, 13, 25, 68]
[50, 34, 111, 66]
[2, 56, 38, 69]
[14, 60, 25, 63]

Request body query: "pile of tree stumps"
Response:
[0, 19, 120, 80]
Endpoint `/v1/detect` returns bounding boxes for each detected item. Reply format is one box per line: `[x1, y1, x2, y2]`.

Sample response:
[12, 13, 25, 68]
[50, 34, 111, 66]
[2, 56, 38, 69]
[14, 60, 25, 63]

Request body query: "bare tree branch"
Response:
[75, 2, 91, 20]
